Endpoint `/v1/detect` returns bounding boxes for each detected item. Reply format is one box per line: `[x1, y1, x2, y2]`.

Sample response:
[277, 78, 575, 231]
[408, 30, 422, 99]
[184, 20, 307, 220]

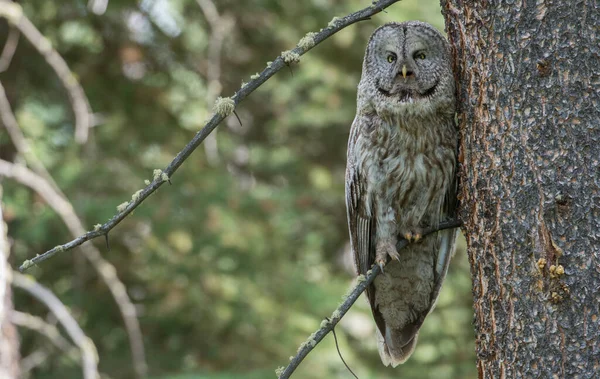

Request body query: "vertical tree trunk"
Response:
[441, 1, 599, 377]
[0, 187, 20, 378]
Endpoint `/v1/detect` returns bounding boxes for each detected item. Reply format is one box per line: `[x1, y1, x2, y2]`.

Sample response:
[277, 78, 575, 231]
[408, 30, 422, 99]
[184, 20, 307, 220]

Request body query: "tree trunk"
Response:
[441, 1, 599, 377]
[0, 187, 20, 378]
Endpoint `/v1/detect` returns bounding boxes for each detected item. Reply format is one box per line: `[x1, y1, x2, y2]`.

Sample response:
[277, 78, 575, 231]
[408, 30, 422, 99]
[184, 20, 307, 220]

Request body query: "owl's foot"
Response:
[402, 228, 423, 243]
[375, 240, 401, 272]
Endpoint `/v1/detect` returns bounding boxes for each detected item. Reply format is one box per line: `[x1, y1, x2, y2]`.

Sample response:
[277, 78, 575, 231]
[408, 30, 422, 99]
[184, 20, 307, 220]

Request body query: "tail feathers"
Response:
[377, 326, 419, 367]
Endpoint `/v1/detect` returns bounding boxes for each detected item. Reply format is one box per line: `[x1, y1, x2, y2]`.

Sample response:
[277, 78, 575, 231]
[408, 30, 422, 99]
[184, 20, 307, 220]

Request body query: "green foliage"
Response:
[2, 0, 475, 378]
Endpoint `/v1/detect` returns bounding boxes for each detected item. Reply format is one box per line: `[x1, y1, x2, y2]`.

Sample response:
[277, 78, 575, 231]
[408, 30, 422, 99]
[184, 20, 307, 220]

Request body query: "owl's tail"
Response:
[376, 325, 419, 367]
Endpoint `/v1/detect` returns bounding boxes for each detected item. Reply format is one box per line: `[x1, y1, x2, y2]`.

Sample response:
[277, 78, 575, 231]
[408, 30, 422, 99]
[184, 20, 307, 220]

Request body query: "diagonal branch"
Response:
[0, 160, 148, 378]
[277, 219, 463, 379]
[0, 71, 146, 376]
[196, 0, 234, 164]
[9, 310, 74, 353]
[20, 349, 50, 376]
[0, 80, 63, 195]
[0, 25, 19, 73]
[0, 78, 147, 377]
[12, 272, 99, 379]
[0, 1, 92, 143]
[18, 0, 403, 271]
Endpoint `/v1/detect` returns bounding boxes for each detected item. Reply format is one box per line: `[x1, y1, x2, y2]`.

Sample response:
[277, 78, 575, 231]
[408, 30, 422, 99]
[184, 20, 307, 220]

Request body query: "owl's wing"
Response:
[345, 113, 387, 336]
[345, 162, 373, 276]
[429, 140, 459, 313]
[345, 114, 373, 276]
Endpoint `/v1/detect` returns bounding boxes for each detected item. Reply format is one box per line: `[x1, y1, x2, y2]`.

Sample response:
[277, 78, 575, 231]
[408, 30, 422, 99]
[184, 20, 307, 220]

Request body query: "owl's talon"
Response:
[375, 240, 399, 272]
[403, 229, 423, 243]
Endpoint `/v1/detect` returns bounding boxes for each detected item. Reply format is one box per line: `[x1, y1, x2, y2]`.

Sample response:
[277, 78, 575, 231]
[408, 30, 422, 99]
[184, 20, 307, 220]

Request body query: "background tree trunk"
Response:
[441, 1, 600, 377]
[0, 187, 20, 378]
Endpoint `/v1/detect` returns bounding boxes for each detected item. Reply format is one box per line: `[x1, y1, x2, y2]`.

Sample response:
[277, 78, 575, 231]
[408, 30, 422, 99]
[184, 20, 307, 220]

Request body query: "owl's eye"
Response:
[387, 53, 397, 63]
[414, 52, 426, 60]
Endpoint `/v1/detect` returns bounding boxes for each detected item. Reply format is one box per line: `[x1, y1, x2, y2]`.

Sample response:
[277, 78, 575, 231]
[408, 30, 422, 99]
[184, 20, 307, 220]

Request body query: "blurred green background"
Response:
[0, 0, 475, 378]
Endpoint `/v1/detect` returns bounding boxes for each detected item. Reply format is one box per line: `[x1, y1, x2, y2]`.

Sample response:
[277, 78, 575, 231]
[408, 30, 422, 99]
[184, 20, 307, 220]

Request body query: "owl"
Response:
[345, 21, 458, 366]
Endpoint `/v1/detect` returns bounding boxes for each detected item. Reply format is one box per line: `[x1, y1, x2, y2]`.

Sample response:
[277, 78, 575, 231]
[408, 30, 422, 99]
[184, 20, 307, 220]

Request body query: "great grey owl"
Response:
[345, 21, 458, 366]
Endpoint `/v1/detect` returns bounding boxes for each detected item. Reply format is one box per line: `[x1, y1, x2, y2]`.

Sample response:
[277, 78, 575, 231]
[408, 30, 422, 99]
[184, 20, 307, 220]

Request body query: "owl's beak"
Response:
[402, 65, 408, 79]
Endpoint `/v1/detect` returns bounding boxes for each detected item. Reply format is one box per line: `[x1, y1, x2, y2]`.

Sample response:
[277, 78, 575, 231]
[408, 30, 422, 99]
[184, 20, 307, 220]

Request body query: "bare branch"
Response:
[0, 26, 19, 73]
[0, 81, 63, 195]
[20, 349, 49, 376]
[0, 2, 92, 143]
[278, 219, 463, 379]
[9, 311, 74, 353]
[0, 75, 146, 376]
[0, 82, 146, 378]
[0, 160, 148, 378]
[196, 0, 234, 164]
[19, 0, 403, 271]
[12, 272, 99, 379]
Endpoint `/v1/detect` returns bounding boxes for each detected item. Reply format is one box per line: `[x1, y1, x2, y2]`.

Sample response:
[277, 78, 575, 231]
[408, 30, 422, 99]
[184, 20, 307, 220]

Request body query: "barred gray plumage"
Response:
[345, 21, 458, 366]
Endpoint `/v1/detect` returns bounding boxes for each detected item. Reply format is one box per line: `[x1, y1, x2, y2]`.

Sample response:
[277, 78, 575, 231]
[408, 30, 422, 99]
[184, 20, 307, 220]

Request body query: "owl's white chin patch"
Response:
[377, 98, 435, 117]
[396, 96, 421, 104]
[378, 83, 437, 104]
[378, 89, 418, 104]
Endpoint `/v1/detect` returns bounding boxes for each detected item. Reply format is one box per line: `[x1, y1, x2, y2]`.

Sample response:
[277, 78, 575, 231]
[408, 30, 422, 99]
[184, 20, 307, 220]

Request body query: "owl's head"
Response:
[358, 21, 455, 117]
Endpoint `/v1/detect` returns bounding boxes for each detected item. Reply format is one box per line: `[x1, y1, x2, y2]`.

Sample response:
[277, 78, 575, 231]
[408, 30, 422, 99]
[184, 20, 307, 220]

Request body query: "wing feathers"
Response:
[346, 114, 388, 339]
[356, 216, 373, 276]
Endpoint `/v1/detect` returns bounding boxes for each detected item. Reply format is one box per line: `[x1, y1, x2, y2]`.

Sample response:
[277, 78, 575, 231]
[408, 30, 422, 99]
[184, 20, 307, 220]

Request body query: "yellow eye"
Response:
[387, 53, 396, 63]
[415, 52, 426, 60]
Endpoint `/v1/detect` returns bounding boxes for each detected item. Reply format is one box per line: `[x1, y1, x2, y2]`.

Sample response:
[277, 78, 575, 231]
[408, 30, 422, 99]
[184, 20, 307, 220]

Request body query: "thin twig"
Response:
[0, 26, 19, 72]
[20, 349, 49, 376]
[329, 319, 358, 379]
[18, 0, 404, 271]
[0, 2, 92, 143]
[12, 272, 99, 379]
[232, 110, 242, 127]
[0, 80, 63, 195]
[196, 0, 234, 164]
[0, 160, 148, 378]
[9, 310, 74, 353]
[0, 77, 146, 378]
[10, 310, 82, 373]
[278, 219, 462, 379]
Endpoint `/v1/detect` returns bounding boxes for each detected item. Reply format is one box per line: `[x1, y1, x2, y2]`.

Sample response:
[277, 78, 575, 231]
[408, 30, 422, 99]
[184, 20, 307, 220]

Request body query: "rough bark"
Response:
[0, 188, 20, 378]
[441, 1, 599, 378]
